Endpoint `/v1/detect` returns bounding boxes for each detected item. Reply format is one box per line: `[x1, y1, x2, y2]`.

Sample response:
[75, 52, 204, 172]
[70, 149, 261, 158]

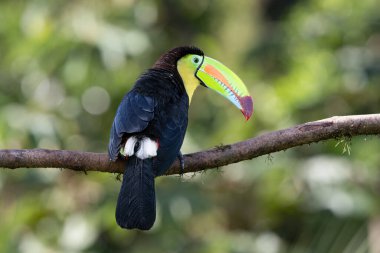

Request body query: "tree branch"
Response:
[1, 114, 379, 175]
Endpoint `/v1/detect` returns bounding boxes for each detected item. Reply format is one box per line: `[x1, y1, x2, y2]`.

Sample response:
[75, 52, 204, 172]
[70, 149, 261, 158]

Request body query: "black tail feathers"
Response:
[115, 156, 156, 230]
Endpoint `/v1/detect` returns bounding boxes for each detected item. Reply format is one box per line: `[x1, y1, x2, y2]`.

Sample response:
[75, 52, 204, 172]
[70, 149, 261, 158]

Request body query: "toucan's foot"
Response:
[177, 151, 185, 175]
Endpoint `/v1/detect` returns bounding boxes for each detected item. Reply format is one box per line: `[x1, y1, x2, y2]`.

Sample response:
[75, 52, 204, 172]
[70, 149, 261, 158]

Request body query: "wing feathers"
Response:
[108, 90, 156, 161]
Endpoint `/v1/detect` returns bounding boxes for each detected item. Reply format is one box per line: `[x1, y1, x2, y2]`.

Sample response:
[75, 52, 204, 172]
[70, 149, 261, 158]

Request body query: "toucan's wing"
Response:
[154, 95, 189, 175]
[108, 90, 156, 161]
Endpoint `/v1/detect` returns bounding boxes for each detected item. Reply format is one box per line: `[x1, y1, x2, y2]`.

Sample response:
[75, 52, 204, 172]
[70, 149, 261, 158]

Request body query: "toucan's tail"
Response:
[115, 156, 156, 230]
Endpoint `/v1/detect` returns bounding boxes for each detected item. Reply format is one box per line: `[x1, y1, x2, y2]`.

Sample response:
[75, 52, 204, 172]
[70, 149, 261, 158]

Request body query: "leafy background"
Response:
[1, 0, 380, 252]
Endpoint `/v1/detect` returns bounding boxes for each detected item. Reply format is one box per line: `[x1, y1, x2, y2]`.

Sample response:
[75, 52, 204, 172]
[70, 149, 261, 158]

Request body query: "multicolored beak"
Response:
[195, 56, 253, 120]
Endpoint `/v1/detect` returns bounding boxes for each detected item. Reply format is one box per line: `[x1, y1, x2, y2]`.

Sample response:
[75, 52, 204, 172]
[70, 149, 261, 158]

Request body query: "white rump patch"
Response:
[121, 136, 158, 159]
[123, 136, 138, 156]
[136, 137, 158, 159]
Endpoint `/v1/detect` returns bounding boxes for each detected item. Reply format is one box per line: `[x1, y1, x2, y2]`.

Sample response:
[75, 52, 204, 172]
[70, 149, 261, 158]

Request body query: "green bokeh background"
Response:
[1, 0, 380, 252]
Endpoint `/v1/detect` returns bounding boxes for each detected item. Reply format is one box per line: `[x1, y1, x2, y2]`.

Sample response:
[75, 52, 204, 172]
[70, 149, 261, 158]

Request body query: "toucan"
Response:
[108, 46, 253, 230]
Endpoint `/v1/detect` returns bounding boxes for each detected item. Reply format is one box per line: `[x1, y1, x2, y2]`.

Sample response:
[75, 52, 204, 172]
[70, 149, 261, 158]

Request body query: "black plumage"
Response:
[115, 156, 155, 230]
[108, 46, 204, 230]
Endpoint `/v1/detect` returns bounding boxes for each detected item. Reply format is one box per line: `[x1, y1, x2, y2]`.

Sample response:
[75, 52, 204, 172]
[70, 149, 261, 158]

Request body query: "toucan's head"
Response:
[153, 46, 253, 120]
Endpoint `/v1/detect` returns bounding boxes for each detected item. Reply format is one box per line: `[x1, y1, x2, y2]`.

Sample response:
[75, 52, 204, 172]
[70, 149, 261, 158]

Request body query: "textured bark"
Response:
[1, 114, 380, 175]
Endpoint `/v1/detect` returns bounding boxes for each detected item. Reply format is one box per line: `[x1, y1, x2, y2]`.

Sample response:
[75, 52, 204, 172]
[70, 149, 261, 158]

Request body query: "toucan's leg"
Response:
[177, 151, 185, 175]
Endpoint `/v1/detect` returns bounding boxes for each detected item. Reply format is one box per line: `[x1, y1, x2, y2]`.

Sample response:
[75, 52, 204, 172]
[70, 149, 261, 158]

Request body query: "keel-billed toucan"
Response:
[108, 46, 253, 230]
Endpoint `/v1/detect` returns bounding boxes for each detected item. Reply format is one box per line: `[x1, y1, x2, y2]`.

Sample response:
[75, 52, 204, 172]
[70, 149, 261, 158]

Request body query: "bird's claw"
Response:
[177, 151, 185, 176]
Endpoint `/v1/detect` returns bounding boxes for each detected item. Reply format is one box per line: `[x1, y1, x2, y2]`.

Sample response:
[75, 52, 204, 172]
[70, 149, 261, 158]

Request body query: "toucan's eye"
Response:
[192, 57, 200, 64]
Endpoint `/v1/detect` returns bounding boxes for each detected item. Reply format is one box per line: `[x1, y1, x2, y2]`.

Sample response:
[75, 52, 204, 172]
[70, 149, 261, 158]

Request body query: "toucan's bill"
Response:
[195, 56, 253, 120]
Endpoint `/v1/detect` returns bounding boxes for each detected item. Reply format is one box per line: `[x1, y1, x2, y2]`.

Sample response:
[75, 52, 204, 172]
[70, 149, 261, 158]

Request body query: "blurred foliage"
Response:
[1, 0, 380, 252]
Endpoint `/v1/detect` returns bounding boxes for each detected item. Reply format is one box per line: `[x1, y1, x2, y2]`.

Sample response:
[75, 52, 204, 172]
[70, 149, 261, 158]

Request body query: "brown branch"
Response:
[1, 114, 380, 175]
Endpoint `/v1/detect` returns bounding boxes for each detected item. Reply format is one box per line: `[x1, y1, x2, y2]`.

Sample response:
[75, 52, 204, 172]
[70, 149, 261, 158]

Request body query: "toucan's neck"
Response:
[134, 69, 185, 102]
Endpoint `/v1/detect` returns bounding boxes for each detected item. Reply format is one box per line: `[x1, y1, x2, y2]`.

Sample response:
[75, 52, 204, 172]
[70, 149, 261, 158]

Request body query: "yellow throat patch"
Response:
[177, 59, 199, 102]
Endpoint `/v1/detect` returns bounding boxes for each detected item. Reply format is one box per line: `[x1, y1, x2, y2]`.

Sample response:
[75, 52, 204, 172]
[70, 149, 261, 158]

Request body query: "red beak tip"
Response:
[239, 96, 253, 121]
[241, 110, 252, 121]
